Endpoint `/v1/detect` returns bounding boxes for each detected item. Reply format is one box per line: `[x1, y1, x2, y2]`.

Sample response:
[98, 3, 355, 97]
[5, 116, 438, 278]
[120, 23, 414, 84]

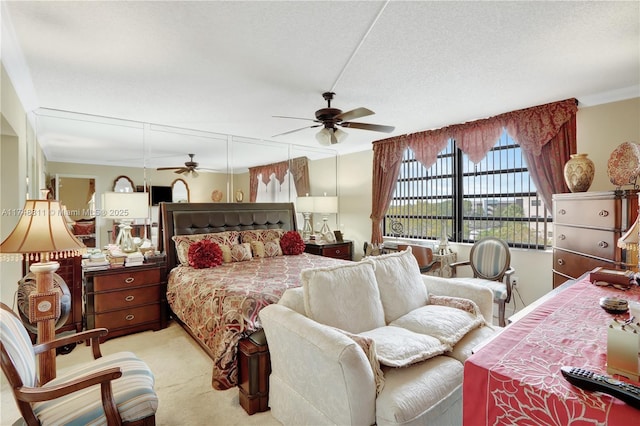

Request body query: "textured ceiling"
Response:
[2, 1, 639, 171]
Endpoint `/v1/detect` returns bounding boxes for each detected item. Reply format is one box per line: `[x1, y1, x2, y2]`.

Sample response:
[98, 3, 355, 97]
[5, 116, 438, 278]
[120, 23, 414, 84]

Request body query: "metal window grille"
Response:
[384, 130, 552, 249]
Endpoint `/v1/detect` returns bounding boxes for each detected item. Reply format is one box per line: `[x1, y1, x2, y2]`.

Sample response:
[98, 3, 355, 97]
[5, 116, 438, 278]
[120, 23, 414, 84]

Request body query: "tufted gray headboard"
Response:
[159, 202, 298, 271]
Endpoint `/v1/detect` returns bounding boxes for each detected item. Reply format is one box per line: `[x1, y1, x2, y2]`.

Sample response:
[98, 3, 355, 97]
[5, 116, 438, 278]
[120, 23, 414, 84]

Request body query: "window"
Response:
[385, 130, 552, 249]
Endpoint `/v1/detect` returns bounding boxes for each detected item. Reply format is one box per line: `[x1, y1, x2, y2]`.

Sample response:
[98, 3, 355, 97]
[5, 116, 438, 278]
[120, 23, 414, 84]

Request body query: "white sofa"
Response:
[259, 248, 501, 426]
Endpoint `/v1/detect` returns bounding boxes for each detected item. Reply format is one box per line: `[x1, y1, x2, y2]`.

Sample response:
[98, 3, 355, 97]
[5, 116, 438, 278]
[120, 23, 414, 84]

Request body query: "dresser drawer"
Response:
[93, 268, 161, 291]
[94, 285, 162, 313]
[93, 304, 161, 330]
[554, 225, 616, 260]
[554, 198, 617, 229]
[322, 245, 351, 260]
[552, 249, 615, 279]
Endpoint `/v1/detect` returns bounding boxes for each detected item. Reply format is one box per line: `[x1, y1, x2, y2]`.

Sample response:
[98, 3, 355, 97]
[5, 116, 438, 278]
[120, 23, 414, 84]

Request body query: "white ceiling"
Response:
[2, 1, 639, 171]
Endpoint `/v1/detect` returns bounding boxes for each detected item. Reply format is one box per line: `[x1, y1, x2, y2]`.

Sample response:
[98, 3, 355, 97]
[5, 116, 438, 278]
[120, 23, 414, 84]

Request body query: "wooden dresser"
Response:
[304, 240, 353, 260]
[552, 190, 638, 288]
[84, 262, 168, 341]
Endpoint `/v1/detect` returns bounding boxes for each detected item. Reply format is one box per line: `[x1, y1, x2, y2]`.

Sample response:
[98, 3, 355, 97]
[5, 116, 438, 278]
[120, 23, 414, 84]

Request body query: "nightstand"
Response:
[84, 262, 168, 342]
[304, 240, 353, 260]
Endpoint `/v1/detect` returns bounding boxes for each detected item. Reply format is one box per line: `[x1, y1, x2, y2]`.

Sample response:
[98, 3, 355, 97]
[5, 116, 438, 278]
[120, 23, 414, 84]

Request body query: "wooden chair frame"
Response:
[0, 303, 155, 426]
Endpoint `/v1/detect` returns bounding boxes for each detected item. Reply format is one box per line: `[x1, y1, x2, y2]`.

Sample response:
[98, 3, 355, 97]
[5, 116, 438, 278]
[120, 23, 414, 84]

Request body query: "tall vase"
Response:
[564, 153, 595, 193]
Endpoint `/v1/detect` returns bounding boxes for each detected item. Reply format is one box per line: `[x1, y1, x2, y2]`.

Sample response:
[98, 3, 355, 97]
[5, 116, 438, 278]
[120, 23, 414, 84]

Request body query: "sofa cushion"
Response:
[370, 248, 428, 323]
[376, 355, 463, 426]
[360, 326, 449, 367]
[390, 303, 485, 347]
[445, 325, 499, 363]
[302, 260, 385, 334]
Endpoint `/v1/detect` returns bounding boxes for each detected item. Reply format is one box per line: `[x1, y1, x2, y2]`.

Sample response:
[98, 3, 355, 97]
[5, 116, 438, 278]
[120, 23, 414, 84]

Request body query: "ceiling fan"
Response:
[156, 153, 202, 177]
[272, 92, 395, 145]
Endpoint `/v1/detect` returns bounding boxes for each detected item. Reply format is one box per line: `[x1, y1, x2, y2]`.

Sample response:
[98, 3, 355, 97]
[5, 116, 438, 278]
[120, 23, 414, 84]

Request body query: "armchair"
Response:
[0, 303, 157, 425]
[450, 237, 514, 326]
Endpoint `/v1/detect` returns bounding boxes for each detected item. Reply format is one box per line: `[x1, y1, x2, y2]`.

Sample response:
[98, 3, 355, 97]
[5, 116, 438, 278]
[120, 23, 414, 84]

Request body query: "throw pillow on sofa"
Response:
[370, 247, 429, 323]
[301, 259, 386, 334]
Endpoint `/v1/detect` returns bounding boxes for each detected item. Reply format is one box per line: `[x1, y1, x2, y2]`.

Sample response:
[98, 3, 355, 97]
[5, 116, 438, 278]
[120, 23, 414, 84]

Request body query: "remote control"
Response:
[561, 366, 640, 409]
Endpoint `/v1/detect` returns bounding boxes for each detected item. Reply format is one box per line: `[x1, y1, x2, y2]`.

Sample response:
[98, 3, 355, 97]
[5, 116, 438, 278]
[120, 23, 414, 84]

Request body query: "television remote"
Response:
[561, 366, 640, 409]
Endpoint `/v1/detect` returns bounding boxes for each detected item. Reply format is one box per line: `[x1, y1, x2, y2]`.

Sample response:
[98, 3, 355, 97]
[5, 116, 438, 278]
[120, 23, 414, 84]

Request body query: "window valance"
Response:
[249, 156, 310, 202]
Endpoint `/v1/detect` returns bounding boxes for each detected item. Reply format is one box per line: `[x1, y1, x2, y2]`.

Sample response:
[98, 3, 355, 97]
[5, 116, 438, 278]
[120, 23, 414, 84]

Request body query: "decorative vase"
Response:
[564, 153, 595, 193]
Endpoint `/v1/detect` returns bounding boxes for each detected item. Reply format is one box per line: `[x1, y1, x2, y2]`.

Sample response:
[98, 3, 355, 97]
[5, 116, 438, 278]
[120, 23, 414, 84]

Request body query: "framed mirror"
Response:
[113, 175, 135, 193]
[172, 178, 189, 202]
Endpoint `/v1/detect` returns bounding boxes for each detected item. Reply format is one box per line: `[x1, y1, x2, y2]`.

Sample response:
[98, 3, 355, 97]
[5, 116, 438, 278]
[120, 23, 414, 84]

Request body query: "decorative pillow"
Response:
[172, 231, 240, 265]
[390, 302, 485, 347]
[250, 241, 266, 258]
[187, 240, 223, 269]
[332, 327, 385, 395]
[264, 239, 282, 257]
[360, 325, 449, 367]
[73, 221, 95, 235]
[231, 243, 252, 262]
[370, 247, 428, 323]
[301, 260, 385, 334]
[280, 230, 305, 255]
[240, 229, 285, 244]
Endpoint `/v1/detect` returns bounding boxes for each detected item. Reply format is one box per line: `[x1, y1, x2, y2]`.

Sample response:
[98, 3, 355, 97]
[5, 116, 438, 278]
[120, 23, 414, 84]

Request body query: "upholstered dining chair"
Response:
[449, 237, 514, 327]
[0, 303, 158, 426]
[397, 244, 438, 274]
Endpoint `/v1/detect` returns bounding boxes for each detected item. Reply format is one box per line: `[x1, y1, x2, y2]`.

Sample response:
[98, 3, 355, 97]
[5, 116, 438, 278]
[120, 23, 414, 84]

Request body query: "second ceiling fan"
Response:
[157, 153, 204, 177]
[273, 92, 395, 145]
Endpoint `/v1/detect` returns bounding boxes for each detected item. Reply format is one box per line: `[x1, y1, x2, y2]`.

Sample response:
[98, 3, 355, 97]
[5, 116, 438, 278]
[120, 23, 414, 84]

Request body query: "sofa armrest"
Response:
[259, 304, 376, 425]
[421, 275, 494, 324]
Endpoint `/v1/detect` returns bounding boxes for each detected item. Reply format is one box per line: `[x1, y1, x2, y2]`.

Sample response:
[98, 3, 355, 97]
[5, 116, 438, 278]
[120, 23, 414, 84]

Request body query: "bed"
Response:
[159, 202, 347, 390]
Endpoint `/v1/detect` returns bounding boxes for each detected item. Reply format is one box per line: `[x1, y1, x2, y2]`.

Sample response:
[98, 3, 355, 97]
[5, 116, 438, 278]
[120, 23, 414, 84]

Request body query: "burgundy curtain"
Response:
[248, 157, 309, 202]
[370, 136, 407, 245]
[370, 98, 578, 242]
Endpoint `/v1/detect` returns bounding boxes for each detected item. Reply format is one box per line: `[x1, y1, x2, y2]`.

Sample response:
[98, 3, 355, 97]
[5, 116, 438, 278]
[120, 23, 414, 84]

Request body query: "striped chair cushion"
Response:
[471, 240, 508, 279]
[33, 351, 157, 425]
[0, 308, 37, 387]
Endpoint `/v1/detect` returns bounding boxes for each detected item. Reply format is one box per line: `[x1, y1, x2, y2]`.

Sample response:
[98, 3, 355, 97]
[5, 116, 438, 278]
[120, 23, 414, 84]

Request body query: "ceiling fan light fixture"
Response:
[316, 127, 347, 146]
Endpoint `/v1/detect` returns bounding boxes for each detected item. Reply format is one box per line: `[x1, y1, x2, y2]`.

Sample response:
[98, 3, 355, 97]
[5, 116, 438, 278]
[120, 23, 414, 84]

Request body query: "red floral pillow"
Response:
[280, 231, 305, 255]
[188, 240, 223, 269]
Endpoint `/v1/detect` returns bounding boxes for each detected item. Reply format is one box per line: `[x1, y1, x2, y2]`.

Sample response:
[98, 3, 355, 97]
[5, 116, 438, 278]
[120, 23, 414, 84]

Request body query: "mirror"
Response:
[55, 174, 99, 248]
[113, 175, 135, 192]
[172, 178, 189, 202]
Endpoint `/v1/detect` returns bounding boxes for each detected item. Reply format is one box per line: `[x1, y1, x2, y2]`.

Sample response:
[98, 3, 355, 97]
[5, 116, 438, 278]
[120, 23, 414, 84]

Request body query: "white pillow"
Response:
[302, 260, 385, 334]
[360, 326, 449, 367]
[390, 304, 485, 347]
[371, 248, 428, 323]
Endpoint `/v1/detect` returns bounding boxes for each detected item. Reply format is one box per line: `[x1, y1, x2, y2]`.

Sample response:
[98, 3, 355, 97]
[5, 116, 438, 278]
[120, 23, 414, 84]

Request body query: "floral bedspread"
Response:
[167, 252, 346, 390]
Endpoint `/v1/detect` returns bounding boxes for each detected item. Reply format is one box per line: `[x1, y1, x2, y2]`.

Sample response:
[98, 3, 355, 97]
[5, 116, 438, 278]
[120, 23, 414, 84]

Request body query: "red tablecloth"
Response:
[464, 277, 640, 425]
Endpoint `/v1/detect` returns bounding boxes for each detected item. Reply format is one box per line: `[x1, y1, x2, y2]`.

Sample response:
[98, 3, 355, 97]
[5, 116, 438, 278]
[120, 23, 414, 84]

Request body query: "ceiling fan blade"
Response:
[273, 115, 318, 122]
[341, 122, 395, 133]
[174, 168, 189, 174]
[335, 107, 374, 122]
[272, 124, 321, 138]
[157, 166, 182, 171]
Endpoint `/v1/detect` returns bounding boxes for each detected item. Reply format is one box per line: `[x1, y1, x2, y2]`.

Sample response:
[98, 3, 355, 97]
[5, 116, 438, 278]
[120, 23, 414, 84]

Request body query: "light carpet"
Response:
[1, 321, 281, 426]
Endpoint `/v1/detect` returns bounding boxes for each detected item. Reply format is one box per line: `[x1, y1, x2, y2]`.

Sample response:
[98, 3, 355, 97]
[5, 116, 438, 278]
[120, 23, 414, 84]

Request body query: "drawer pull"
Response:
[557, 259, 565, 266]
[559, 234, 566, 240]
[125, 277, 135, 284]
[125, 314, 135, 321]
[125, 295, 135, 302]
[598, 210, 609, 217]
[598, 241, 609, 248]
[335, 249, 341, 254]
[558, 209, 566, 215]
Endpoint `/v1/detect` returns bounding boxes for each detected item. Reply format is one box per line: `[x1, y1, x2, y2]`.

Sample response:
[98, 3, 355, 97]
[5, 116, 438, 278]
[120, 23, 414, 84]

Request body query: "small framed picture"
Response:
[333, 230, 343, 242]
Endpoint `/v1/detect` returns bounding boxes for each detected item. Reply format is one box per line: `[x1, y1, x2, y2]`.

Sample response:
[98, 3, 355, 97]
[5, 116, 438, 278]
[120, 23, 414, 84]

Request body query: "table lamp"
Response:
[102, 192, 149, 252]
[296, 195, 315, 241]
[0, 198, 85, 383]
[617, 217, 639, 272]
[313, 195, 339, 235]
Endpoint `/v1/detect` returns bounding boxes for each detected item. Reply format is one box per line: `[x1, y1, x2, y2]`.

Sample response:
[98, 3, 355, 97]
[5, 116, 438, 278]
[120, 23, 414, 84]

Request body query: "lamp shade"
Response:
[0, 200, 85, 262]
[296, 196, 315, 213]
[313, 196, 338, 214]
[102, 192, 149, 220]
[315, 128, 347, 146]
[618, 217, 639, 249]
